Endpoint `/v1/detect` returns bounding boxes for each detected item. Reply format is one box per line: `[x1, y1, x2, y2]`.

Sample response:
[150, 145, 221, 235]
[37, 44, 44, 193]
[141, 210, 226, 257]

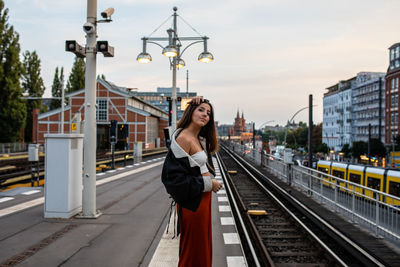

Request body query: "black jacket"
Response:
[161, 128, 215, 212]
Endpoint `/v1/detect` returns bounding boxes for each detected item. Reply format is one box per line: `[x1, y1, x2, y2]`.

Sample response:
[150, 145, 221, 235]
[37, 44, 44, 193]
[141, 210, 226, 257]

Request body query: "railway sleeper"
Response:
[275, 262, 329, 267]
[262, 234, 303, 239]
[257, 222, 293, 227]
[270, 250, 320, 257]
[266, 241, 311, 247]
[259, 228, 298, 232]
[273, 255, 323, 264]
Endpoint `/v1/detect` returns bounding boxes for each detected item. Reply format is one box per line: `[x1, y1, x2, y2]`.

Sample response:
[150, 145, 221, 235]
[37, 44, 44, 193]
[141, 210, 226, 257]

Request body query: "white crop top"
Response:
[191, 150, 209, 174]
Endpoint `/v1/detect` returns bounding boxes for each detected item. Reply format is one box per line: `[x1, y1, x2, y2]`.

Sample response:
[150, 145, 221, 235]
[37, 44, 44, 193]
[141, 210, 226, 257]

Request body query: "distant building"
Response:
[323, 77, 354, 152]
[322, 72, 385, 152]
[233, 110, 247, 135]
[385, 43, 400, 144]
[216, 124, 233, 137]
[133, 87, 198, 121]
[352, 72, 385, 143]
[34, 78, 168, 150]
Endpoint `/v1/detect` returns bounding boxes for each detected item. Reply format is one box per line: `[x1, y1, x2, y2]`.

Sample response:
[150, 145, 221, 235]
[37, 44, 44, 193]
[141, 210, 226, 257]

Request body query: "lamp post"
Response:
[284, 106, 310, 146]
[137, 7, 214, 131]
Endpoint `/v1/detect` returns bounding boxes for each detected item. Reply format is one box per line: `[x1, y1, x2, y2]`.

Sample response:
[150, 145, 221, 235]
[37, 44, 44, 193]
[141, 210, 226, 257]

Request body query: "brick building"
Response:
[385, 43, 400, 144]
[233, 110, 247, 135]
[33, 78, 169, 150]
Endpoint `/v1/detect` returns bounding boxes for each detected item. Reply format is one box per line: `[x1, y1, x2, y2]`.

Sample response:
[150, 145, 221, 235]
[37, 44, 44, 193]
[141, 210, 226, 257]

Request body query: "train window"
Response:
[318, 167, 328, 173]
[349, 173, 361, 184]
[332, 170, 344, 179]
[367, 177, 380, 190]
[388, 181, 400, 197]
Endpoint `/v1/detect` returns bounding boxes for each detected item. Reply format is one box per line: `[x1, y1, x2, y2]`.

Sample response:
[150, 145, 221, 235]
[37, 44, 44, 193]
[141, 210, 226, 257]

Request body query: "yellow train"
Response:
[316, 160, 400, 206]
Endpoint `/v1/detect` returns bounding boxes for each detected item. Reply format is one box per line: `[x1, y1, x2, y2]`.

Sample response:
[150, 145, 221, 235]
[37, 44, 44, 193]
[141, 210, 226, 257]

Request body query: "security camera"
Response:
[83, 22, 95, 34]
[101, 8, 114, 19]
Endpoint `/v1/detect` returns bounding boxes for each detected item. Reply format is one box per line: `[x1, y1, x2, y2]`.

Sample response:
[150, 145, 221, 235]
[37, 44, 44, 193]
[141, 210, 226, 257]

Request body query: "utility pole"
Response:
[253, 122, 256, 149]
[82, 0, 99, 218]
[171, 12, 178, 130]
[308, 94, 313, 168]
[186, 70, 189, 98]
[368, 123, 371, 165]
[378, 77, 382, 142]
[60, 75, 65, 134]
[65, 0, 114, 219]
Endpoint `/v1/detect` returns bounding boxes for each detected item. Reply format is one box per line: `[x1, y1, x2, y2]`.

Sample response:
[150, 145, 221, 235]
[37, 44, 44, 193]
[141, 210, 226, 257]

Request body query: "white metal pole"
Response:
[172, 58, 177, 130]
[82, 0, 99, 218]
[60, 76, 65, 134]
[171, 7, 178, 131]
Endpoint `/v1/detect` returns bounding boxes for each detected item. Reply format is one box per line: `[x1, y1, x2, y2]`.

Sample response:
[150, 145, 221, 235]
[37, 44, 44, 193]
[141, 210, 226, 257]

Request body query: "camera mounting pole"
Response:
[81, 0, 100, 218]
[64, 1, 114, 219]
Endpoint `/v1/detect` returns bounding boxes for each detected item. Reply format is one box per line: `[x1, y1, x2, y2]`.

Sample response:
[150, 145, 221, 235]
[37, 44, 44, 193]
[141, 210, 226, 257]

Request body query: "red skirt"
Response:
[178, 192, 212, 267]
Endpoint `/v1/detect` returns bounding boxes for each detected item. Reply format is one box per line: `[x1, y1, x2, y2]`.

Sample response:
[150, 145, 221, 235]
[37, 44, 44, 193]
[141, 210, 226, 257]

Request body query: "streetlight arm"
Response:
[145, 37, 169, 41]
[284, 105, 316, 145]
[289, 106, 309, 124]
[146, 41, 166, 50]
[180, 40, 204, 57]
[145, 36, 204, 42]
[259, 120, 274, 130]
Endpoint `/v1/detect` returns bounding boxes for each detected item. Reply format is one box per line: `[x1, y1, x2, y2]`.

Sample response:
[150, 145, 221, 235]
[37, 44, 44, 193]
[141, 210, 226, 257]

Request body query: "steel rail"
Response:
[224, 145, 386, 267]
[1, 150, 167, 188]
[222, 146, 348, 267]
[215, 152, 259, 267]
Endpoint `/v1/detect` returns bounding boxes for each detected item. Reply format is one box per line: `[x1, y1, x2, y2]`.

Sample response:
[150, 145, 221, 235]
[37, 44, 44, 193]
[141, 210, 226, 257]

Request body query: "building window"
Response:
[96, 99, 108, 121]
[391, 94, 398, 107]
[392, 112, 398, 125]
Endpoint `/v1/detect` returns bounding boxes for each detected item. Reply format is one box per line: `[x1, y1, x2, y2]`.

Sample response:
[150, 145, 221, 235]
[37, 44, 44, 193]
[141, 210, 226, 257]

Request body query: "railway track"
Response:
[0, 148, 167, 188]
[217, 145, 385, 267]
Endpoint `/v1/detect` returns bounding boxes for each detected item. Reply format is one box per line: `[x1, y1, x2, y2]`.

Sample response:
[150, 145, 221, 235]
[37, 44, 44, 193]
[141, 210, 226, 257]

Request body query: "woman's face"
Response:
[191, 103, 211, 128]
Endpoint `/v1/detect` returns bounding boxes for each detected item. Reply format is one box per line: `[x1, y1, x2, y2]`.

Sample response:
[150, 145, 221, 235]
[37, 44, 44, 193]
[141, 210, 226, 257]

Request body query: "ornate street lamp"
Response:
[137, 7, 214, 130]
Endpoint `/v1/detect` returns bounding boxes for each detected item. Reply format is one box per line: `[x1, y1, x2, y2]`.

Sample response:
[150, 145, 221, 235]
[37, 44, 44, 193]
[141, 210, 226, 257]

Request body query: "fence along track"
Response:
[0, 148, 167, 188]
[219, 145, 387, 267]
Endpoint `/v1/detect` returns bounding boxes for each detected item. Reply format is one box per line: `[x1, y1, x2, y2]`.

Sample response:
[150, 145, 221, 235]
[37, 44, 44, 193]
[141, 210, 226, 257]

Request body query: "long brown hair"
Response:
[177, 99, 218, 154]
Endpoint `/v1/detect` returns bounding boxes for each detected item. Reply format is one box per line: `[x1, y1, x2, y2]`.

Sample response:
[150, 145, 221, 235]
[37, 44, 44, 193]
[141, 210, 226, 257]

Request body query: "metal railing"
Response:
[225, 141, 400, 244]
[0, 143, 29, 154]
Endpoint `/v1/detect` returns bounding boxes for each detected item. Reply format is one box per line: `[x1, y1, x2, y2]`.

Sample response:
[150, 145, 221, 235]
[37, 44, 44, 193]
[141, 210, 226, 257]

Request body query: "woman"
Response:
[161, 97, 222, 267]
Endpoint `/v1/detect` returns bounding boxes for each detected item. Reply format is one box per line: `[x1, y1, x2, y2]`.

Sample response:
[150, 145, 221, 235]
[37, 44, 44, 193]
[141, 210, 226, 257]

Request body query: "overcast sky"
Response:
[6, 0, 400, 127]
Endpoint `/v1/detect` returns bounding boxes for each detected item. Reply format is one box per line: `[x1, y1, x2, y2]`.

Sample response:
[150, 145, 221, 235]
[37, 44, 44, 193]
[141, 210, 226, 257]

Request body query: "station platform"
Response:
[0, 156, 246, 266]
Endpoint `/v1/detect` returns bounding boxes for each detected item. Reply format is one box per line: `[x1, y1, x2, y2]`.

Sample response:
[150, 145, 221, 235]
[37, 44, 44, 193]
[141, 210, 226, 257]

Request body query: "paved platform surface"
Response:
[148, 157, 246, 267]
[0, 156, 246, 266]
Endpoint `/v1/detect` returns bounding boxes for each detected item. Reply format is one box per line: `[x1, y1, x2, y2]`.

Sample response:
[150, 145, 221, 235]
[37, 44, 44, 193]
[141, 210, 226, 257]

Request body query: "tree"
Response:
[0, 1, 26, 142]
[66, 57, 85, 93]
[393, 134, 400, 151]
[315, 142, 329, 154]
[341, 144, 351, 158]
[369, 138, 386, 158]
[352, 141, 368, 159]
[21, 50, 45, 142]
[311, 123, 323, 153]
[50, 66, 64, 110]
